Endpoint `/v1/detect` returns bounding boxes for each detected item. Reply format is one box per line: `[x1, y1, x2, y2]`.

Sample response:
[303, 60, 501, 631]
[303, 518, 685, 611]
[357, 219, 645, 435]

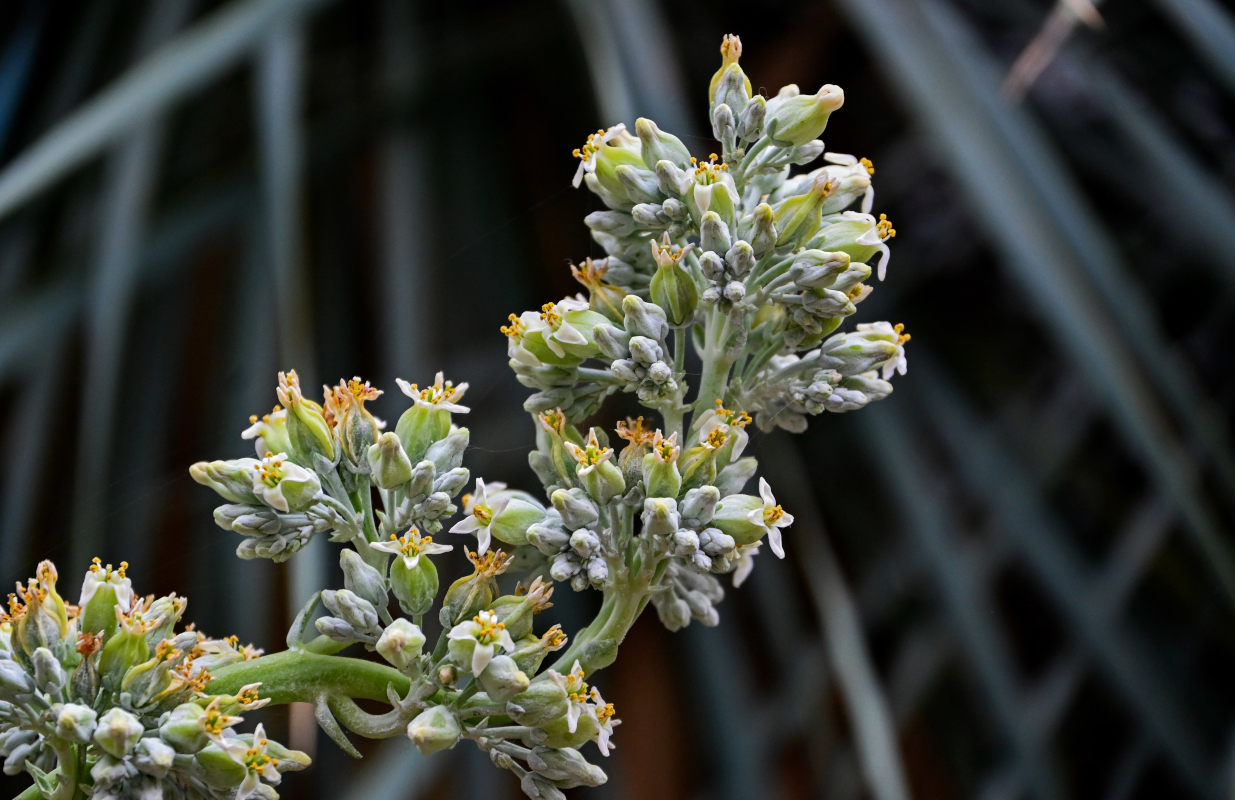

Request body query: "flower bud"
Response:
[407, 706, 462, 755]
[649, 258, 699, 328]
[700, 212, 732, 255]
[630, 203, 669, 228]
[366, 432, 413, 490]
[94, 708, 144, 758]
[133, 737, 175, 778]
[189, 459, 260, 504]
[490, 498, 547, 548]
[747, 201, 777, 258]
[89, 754, 135, 787]
[635, 117, 692, 168]
[507, 676, 570, 727]
[642, 434, 682, 499]
[390, 556, 439, 618]
[725, 240, 756, 277]
[738, 94, 766, 140]
[340, 548, 387, 608]
[376, 618, 426, 671]
[55, 703, 98, 744]
[655, 595, 692, 631]
[321, 590, 380, 636]
[614, 164, 662, 205]
[593, 324, 629, 360]
[529, 746, 609, 788]
[708, 34, 751, 106]
[709, 493, 766, 546]
[31, 647, 65, 694]
[99, 616, 149, 689]
[0, 659, 33, 698]
[679, 485, 721, 525]
[642, 497, 680, 537]
[479, 654, 530, 703]
[773, 173, 835, 249]
[711, 102, 736, 154]
[622, 295, 669, 341]
[654, 159, 692, 197]
[195, 743, 247, 788]
[276, 370, 336, 464]
[579, 459, 626, 505]
[426, 427, 470, 473]
[159, 702, 207, 753]
[699, 251, 726, 282]
[765, 83, 844, 146]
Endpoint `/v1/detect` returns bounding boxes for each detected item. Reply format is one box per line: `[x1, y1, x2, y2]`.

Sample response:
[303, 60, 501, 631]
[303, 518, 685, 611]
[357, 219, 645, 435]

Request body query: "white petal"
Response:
[758, 477, 775, 506]
[767, 528, 785, 559]
[395, 378, 415, 398]
[471, 643, 494, 676]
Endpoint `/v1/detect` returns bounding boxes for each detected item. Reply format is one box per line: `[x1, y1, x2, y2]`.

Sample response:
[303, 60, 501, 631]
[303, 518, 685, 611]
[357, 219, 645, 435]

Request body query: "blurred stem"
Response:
[207, 649, 409, 705]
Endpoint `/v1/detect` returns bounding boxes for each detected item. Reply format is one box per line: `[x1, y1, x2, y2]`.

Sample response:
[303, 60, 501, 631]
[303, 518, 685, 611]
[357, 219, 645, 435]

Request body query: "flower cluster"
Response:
[0, 560, 308, 799]
[12, 33, 908, 800]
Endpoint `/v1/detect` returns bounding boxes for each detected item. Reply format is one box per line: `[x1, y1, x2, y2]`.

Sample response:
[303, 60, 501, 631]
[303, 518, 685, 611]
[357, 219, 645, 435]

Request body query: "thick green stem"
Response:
[206, 650, 409, 705]
[690, 309, 735, 429]
[551, 579, 649, 676]
[16, 783, 44, 800]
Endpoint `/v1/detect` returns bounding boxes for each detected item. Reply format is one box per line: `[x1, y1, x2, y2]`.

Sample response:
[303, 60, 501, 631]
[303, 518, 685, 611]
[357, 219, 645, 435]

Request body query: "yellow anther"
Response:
[877, 213, 896, 240]
[859, 157, 875, 175]
[763, 505, 785, 525]
[893, 322, 911, 345]
[540, 302, 563, 327]
[500, 313, 524, 339]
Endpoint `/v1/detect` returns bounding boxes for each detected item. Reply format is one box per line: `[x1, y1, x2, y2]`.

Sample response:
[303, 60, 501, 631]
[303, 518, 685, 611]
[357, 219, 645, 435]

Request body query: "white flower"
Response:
[236, 723, 282, 799]
[447, 610, 516, 676]
[854, 321, 909, 380]
[571, 123, 628, 188]
[449, 478, 510, 555]
[747, 478, 794, 559]
[563, 429, 614, 477]
[731, 542, 761, 587]
[595, 700, 620, 756]
[371, 526, 453, 569]
[249, 452, 321, 512]
[79, 558, 133, 611]
[395, 371, 470, 414]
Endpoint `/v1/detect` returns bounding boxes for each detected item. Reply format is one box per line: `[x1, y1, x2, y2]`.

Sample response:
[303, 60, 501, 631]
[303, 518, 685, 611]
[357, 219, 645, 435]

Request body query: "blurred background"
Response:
[2, 0, 1234, 797]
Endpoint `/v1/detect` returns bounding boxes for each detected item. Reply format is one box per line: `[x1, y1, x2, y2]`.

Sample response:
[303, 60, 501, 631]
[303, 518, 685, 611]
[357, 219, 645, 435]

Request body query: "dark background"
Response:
[1, 0, 1234, 797]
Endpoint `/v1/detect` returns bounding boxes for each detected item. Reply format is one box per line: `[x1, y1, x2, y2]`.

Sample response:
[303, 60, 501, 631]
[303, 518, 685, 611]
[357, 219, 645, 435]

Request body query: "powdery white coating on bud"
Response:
[407, 706, 462, 754]
[93, 708, 144, 759]
[376, 618, 426, 670]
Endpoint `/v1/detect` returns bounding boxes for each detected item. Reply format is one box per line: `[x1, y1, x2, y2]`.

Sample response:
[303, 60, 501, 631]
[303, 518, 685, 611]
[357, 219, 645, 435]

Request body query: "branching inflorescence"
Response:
[1, 35, 907, 799]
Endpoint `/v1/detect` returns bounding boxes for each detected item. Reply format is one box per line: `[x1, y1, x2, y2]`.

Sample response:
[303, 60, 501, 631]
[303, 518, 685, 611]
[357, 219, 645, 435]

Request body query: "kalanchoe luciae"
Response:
[8, 31, 919, 800]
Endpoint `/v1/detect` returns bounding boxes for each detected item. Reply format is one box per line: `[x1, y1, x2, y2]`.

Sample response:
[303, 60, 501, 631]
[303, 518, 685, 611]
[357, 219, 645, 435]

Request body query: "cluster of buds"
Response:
[0, 560, 307, 798]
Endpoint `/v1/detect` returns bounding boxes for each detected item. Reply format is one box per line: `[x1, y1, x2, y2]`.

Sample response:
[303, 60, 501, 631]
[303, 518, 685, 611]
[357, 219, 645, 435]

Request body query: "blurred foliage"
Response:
[1, 0, 1233, 797]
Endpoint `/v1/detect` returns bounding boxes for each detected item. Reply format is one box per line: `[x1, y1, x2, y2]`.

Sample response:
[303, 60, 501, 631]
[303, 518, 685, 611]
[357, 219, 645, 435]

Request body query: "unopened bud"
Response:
[93, 708, 144, 758]
[407, 706, 461, 754]
[376, 618, 426, 671]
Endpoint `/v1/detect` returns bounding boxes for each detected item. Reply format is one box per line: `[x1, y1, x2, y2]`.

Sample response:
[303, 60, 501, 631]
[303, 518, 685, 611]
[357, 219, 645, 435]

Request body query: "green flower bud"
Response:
[93, 707, 144, 758]
[773, 173, 835, 249]
[747, 201, 777, 258]
[765, 83, 844, 146]
[159, 702, 207, 753]
[189, 459, 261, 504]
[99, 614, 150, 689]
[635, 117, 692, 168]
[390, 556, 439, 618]
[478, 654, 530, 703]
[649, 238, 700, 326]
[276, 370, 336, 464]
[507, 676, 570, 727]
[614, 164, 662, 205]
[542, 712, 600, 750]
[0, 659, 33, 697]
[376, 618, 426, 671]
[195, 743, 246, 788]
[366, 432, 413, 490]
[406, 706, 462, 755]
[678, 445, 718, 493]
[262, 739, 312, 772]
[622, 295, 669, 341]
[54, 703, 98, 744]
[586, 126, 647, 207]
